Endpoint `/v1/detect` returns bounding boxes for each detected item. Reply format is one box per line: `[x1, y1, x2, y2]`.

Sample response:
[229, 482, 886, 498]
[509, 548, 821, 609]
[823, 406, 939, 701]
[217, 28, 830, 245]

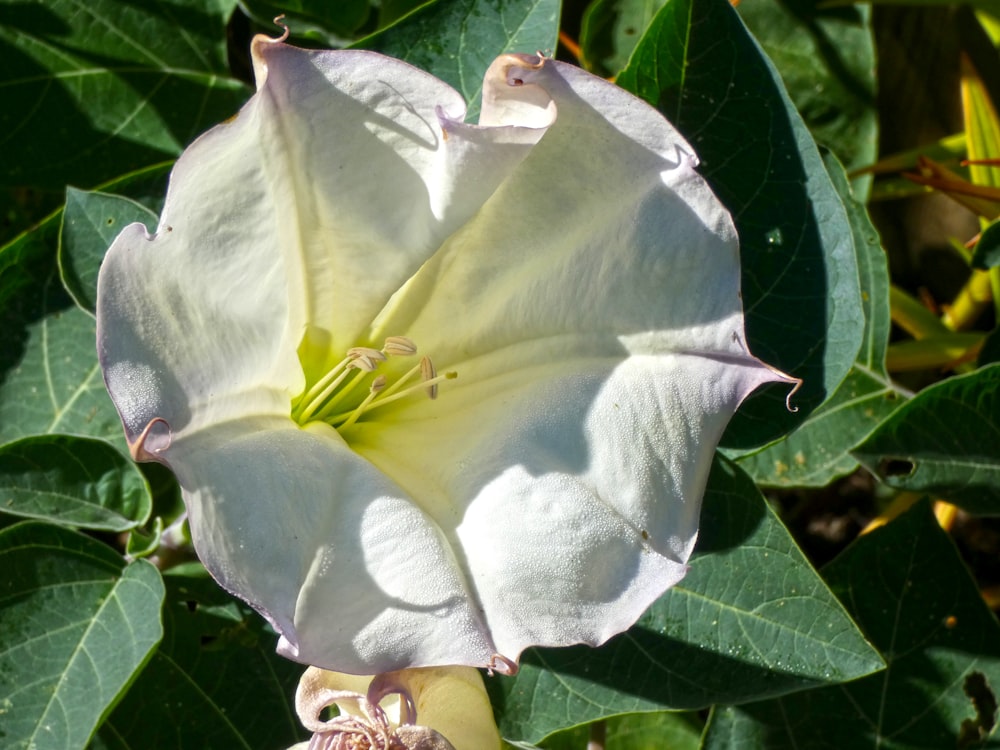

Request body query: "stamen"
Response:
[336, 376, 389, 431]
[294, 355, 352, 422]
[312, 367, 370, 422]
[327, 369, 457, 427]
[295, 335, 454, 432]
[420, 356, 438, 399]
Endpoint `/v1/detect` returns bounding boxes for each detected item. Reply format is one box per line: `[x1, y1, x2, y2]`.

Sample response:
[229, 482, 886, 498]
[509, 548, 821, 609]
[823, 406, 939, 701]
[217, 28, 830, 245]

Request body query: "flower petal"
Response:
[164, 419, 496, 674]
[387, 667, 500, 750]
[98, 40, 553, 448]
[341, 55, 791, 660]
[97, 42, 795, 677]
[351, 350, 778, 660]
[248, 38, 552, 375]
[372, 53, 750, 365]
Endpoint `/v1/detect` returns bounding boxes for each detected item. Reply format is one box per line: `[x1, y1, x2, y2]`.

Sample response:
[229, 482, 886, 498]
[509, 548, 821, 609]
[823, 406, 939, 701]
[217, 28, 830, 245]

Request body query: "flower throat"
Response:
[292, 336, 455, 432]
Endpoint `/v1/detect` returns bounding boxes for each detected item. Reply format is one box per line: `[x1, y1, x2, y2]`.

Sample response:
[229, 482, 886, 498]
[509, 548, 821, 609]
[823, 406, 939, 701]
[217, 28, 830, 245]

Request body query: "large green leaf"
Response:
[488, 457, 882, 744]
[738, 152, 908, 486]
[91, 566, 306, 750]
[738, 0, 877, 182]
[852, 364, 1000, 514]
[60, 188, 158, 314]
[579, 0, 662, 76]
[580, 0, 877, 185]
[0, 0, 249, 189]
[353, 0, 561, 122]
[239, 0, 371, 41]
[617, 0, 864, 448]
[539, 712, 702, 750]
[703, 500, 1000, 749]
[0, 434, 151, 530]
[0, 165, 169, 447]
[0, 521, 164, 750]
[0, 260, 123, 446]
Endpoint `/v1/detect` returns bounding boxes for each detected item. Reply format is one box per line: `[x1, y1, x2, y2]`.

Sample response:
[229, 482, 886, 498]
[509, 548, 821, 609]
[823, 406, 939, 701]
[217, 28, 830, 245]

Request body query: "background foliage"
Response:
[1, 0, 998, 748]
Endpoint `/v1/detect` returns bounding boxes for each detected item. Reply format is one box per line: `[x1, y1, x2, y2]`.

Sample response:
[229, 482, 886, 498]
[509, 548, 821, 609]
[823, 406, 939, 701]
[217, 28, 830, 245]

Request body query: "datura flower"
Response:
[97, 32, 794, 675]
[290, 666, 499, 750]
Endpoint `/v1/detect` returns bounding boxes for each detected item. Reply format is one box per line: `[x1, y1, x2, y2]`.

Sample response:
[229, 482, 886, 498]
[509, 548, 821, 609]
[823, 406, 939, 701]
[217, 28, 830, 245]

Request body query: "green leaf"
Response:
[0, 521, 164, 750]
[0, 0, 249, 189]
[972, 217, 1000, 269]
[92, 566, 306, 750]
[353, 0, 561, 122]
[737, 152, 908, 486]
[981, 326, 1000, 366]
[617, 0, 864, 448]
[844, 0, 1000, 12]
[488, 457, 882, 744]
[0, 207, 61, 309]
[539, 712, 702, 750]
[852, 364, 1000, 514]
[125, 515, 163, 559]
[0, 258, 124, 446]
[60, 188, 158, 313]
[738, 0, 877, 184]
[703, 499, 1000, 749]
[0, 166, 172, 448]
[239, 0, 371, 40]
[379, 0, 433, 27]
[580, 0, 877, 192]
[0, 434, 150, 530]
[579, 0, 662, 77]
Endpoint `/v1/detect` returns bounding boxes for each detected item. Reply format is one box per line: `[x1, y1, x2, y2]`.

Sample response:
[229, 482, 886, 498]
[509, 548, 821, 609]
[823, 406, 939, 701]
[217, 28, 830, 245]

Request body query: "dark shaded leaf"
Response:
[617, 0, 864, 448]
[92, 566, 306, 750]
[703, 500, 1000, 749]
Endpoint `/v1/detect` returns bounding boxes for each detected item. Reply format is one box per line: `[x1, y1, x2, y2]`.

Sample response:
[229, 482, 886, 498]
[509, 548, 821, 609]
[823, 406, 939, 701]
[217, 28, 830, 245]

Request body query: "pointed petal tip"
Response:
[249, 18, 290, 89]
[128, 417, 172, 462]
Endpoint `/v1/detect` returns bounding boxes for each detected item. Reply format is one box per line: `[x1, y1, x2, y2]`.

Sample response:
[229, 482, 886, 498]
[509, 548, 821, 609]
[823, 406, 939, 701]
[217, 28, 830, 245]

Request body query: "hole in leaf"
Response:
[184, 600, 198, 612]
[878, 457, 915, 477]
[958, 671, 997, 748]
[200, 634, 217, 647]
[106, 217, 114, 226]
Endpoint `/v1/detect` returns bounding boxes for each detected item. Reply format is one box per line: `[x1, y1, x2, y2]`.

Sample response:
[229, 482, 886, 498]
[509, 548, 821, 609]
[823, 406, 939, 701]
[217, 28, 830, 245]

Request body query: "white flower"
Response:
[97, 33, 793, 675]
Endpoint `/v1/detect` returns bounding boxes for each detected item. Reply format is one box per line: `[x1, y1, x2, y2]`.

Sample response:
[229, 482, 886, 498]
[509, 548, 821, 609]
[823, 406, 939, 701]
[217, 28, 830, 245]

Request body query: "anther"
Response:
[347, 347, 386, 372]
[383, 336, 417, 357]
[370, 375, 387, 393]
[420, 356, 438, 399]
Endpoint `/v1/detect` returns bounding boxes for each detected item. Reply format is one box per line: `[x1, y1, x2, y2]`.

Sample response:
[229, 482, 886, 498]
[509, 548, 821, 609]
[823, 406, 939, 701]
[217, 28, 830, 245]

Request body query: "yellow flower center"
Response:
[292, 336, 456, 431]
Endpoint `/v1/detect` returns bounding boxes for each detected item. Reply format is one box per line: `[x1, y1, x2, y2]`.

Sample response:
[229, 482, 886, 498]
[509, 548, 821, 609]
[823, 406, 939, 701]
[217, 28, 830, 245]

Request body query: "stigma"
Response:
[292, 336, 456, 432]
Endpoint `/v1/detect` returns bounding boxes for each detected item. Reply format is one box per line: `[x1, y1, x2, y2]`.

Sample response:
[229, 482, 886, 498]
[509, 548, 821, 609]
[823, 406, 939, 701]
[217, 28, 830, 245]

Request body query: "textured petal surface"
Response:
[166, 419, 495, 674]
[372, 54, 748, 361]
[249, 39, 550, 376]
[98, 40, 549, 446]
[351, 354, 778, 660]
